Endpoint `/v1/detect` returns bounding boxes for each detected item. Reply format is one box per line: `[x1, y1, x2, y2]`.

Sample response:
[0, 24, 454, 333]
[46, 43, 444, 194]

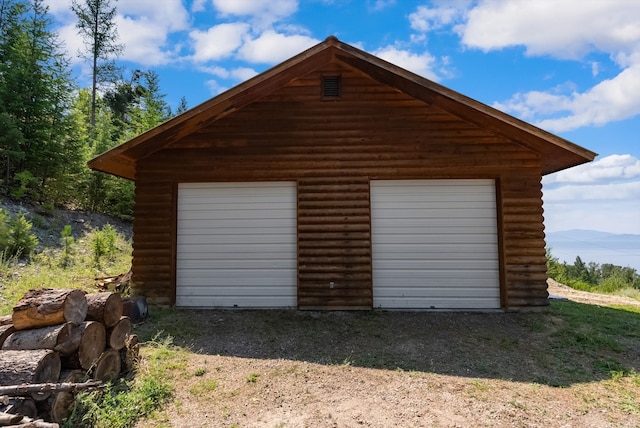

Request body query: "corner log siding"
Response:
[131, 60, 549, 309]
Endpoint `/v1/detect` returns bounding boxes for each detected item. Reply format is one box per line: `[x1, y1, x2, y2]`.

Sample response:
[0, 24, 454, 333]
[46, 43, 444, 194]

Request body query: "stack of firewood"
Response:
[0, 289, 140, 426]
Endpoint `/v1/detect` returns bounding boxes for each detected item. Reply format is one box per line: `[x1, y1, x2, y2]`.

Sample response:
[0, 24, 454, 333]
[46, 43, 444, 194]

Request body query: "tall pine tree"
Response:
[0, 0, 80, 204]
[72, 0, 123, 130]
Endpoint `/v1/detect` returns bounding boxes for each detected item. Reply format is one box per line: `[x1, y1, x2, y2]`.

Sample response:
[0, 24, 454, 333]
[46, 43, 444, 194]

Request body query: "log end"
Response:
[63, 290, 88, 326]
[78, 322, 106, 370]
[93, 349, 121, 383]
[33, 351, 61, 401]
[86, 293, 123, 328]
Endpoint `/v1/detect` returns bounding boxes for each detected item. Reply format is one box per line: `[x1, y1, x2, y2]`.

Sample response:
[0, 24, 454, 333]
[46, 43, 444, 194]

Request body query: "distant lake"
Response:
[545, 230, 640, 270]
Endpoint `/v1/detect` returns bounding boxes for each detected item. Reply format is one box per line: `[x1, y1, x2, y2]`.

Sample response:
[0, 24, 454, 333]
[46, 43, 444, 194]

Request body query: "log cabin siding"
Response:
[130, 175, 175, 304]
[500, 171, 549, 308]
[130, 61, 551, 308]
[297, 177, 372, 309]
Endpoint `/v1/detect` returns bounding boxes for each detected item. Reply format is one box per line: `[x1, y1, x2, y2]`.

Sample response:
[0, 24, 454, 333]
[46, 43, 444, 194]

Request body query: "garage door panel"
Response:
[375, 286, 499, 297]
[177, 295, 297, 308]
[178, 234, 294, 245]
[176, 182, 297, 308]
[373, 259, 498, 270]
[372, 179, 500, 309]
[373, 234, 496, 244]
[177, 259, 296, 269]
[377, 297, 499, 310]
[373, 218, 497, 228]
[374, 270, 499, 281]
[179, 211, 296, 222]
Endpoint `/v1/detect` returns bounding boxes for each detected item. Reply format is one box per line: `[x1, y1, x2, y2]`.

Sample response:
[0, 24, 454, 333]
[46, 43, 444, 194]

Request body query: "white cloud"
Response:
[190, 23, 250, 62]
[409, 1, 640, 132]
[543, 181, 640, 202]
[238, 31, 319, 64]
[212, 0, 298, 27]
[460, 0, 640, 62]
[409, 4, 463, 32]
[47, 0, 189, 67]
[198, 65, 258, 82]
[116, 16, 173, 66]
[231, 67, 258, 81]
[542, 154, 640, 234]
[119, 0, 189, 33]
[373, 46, 439, 81]
[205, 79, 229, 95]
[44, 0, 75, 20]
[544, 155, 640, 185]
[192, 0, 207, 13]
[369, 0, 396, 12]
[495, 64, 640, 132]
[56, 23, 85, 62]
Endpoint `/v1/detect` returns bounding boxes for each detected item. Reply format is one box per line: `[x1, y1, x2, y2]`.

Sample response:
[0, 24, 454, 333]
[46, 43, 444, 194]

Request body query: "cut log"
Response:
[121, 297, 147, 324]
[85, 293, 122, 328]
[0, 411, 23, 425]
[0, 381, 105, 397]
[107, 317, 131, 351]
[0, 317, 12, 327]
[2, 324, 79, 356]
[119, 334, 139, 376]
[45, 392, 72, 425]
[12, 290, 87, 331]
[48, 370, 84, 424]
[0, 350, 60, 401]
[5, 415, 59, 427]
[0, 327, 15, 349]
[57, 370, 84, 384]
[0, 397, 37, 419]
[60, 322, 104, 371]
[95, 271, 131, 293]
[93, 350, 120, 382]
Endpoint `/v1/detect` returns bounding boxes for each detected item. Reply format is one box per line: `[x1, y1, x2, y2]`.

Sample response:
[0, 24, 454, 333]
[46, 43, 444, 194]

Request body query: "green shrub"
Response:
[60, 225, 74, 267]
[92, 224, 118, 267]
[10, 170, 37, 200]
[6, 214, 38, 258]
[0, 210, 10, 255]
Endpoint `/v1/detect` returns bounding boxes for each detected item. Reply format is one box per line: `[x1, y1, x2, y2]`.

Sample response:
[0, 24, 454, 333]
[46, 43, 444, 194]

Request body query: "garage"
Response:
[175, 182, 297, 307]
[90, 36, 596, 309]
[371, 180, 501, 309]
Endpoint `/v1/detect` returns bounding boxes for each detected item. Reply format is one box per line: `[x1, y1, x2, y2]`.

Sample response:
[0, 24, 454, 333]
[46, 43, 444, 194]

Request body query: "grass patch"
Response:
[0, 226, 131, 315]
[64, 335, 181, 428]
[188, 379, 219, 396]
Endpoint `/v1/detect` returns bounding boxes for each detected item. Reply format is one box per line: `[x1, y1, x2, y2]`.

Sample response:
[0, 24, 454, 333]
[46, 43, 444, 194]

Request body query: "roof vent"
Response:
[322, 75, 341, 99]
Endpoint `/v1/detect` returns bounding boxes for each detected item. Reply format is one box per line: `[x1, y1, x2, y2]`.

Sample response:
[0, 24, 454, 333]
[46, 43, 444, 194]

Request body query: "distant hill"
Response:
[546, 229, 640, 270]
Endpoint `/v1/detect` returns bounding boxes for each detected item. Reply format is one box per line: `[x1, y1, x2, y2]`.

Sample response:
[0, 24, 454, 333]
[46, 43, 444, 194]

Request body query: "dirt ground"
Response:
[137, 283, 640, 428]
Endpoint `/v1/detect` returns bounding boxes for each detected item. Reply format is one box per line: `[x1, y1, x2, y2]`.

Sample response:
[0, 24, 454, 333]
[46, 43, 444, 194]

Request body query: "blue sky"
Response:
[46, 0, 640, 236]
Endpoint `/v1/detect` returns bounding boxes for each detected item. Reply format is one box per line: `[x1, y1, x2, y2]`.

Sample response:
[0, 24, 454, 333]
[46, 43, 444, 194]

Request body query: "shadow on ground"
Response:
[135, 300, 640, 387]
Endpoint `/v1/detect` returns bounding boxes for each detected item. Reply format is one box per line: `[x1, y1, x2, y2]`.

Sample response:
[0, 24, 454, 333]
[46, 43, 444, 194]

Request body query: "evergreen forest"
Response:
[0, 0, 186, 219]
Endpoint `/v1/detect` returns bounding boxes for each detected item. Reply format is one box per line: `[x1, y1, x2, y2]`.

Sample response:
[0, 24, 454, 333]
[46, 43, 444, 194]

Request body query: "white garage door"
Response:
[176, 182, 297, 307]
[371, 179, 500, 309]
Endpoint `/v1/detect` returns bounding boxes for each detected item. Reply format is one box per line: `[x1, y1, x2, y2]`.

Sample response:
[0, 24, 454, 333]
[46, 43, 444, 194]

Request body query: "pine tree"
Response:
[0, 0, 79, 203]
[71, 0, 123, 129]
